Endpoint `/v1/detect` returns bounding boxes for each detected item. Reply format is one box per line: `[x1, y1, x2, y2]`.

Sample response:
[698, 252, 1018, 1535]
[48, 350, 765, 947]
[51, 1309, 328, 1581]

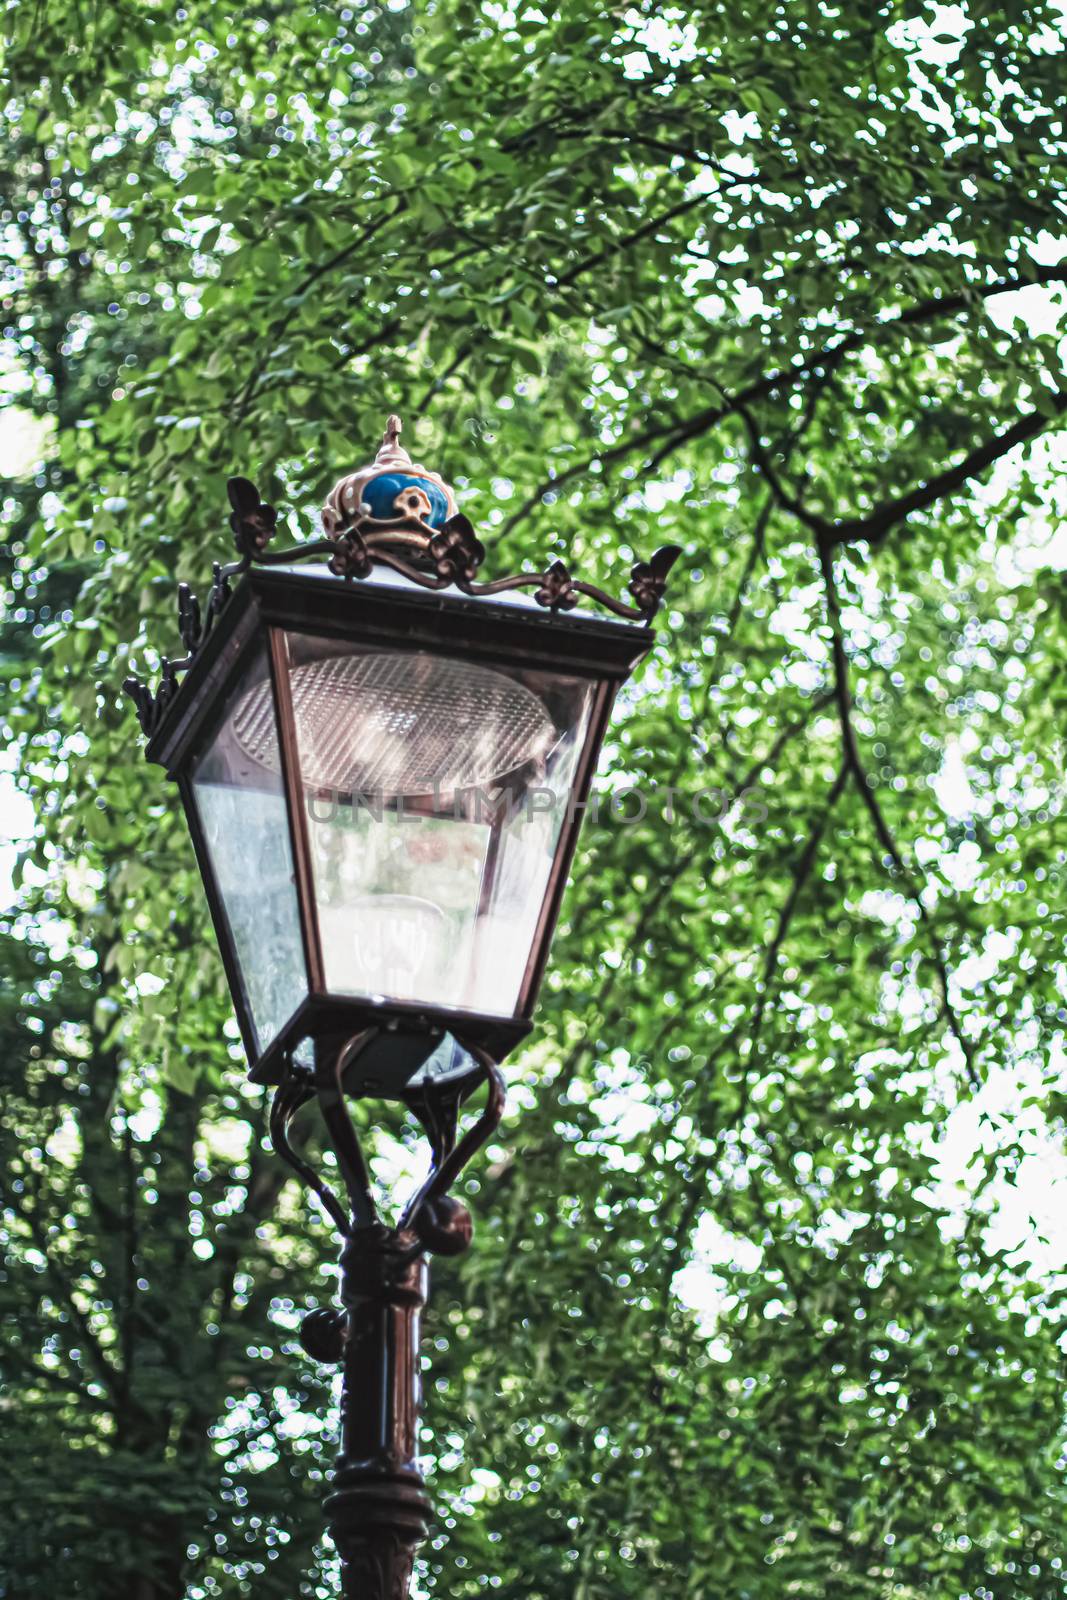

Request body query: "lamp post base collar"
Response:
[326, 1472, 432, 1600]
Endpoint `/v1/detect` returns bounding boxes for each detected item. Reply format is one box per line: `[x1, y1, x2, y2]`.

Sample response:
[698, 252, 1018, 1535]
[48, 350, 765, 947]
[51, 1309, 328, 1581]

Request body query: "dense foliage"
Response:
[2, 1, 1066, 1596]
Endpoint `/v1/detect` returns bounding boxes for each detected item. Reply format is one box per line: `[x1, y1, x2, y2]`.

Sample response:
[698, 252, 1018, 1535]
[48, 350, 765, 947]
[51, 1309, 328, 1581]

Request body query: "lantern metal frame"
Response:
[147, 566, 631, 1086]
[123, 449, 679, 1600]
[126, 474, 678, 1089]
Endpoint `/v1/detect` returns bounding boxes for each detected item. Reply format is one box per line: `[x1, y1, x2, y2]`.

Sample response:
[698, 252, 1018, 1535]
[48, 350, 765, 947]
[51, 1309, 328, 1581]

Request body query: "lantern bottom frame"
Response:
[250, 990, 530, 1094]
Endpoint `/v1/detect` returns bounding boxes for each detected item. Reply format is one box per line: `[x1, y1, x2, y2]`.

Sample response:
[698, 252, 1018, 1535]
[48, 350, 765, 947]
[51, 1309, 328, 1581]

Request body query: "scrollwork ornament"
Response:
[177, 582, 202, 653]
[124, 656, 181, 736]
[535, 557, 579, 611]
[628, 543, 682, 619]
[122, 673, 157, 736]
[227, 474, 279, 560]
[123, 557, 246, 734]
[123, 423, 680, 743]
[428, 512, 486, 583]
[329, 529, 374, 580]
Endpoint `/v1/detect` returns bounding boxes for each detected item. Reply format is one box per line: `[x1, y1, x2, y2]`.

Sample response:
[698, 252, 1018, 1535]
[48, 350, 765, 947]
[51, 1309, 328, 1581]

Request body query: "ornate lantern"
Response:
[124, 416, 678, 1598]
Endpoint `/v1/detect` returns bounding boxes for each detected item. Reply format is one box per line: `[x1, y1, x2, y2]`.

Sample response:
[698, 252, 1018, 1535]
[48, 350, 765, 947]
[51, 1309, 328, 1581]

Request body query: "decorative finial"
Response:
[323, 414, 455, 535]
[372, 413, 414, 474]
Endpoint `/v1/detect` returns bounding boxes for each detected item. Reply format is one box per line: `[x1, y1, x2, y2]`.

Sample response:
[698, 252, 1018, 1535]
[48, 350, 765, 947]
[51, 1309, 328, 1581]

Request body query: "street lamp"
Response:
[124, 416, 678, 1598]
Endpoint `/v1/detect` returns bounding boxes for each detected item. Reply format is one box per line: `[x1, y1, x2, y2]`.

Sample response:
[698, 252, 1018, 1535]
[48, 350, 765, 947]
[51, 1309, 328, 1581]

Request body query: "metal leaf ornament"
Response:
[328, 529, 374, 580]
[428, 513, 486, 583]
[177, 582, 202, 653]
[628, 543, 682, 619]
[227, 475, 279, 561]
[535, 558, 579, 611]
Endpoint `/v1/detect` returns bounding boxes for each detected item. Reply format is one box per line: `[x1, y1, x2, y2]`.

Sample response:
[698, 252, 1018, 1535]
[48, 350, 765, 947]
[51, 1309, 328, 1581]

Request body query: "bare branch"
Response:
[500, 266, 1067, 536]
[817, 537, 980, 1086]
[827, 395, 1067, 548]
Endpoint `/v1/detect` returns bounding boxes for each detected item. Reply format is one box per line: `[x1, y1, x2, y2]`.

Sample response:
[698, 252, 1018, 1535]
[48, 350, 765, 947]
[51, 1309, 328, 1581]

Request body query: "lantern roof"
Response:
[123, 415, 681, 749]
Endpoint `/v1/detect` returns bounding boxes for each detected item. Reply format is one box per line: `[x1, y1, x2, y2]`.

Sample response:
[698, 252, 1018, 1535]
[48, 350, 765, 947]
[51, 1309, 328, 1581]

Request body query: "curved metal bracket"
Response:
[268, 1073, 351, 1237]
[400, 1044, 505, 1232]
[266, 1031, 506, 1254]
[264, 1029, 508, 1597]
[317, 1031, 381, 1233]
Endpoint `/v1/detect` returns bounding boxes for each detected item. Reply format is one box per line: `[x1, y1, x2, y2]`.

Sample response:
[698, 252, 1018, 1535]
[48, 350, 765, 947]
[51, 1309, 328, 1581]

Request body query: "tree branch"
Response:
[827, 395, 1067, 548]
[555, 191, 710, 289]
[0, 1336, 105, 1408]
[500, 265, 1067, 536]
[745, 762, 851, 1073]
[18, 1196, 124, 1406]
[551, 688, 836, 1104]
[817, 537, 980, 1086]
[231, 198, 408, 425]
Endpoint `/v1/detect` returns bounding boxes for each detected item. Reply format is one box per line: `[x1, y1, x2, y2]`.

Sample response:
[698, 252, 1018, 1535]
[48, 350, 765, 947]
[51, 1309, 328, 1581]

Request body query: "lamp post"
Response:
[124, 415, 679, 1598]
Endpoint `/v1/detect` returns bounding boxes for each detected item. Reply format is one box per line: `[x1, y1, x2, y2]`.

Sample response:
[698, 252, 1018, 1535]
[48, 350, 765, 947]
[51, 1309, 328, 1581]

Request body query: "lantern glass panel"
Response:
[231, 632, 595, 1018]
[188, 640, 307, 1051]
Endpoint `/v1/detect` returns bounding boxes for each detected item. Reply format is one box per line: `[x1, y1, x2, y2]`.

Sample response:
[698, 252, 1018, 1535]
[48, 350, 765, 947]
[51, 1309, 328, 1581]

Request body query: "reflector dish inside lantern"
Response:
[232, 652, 556, 796]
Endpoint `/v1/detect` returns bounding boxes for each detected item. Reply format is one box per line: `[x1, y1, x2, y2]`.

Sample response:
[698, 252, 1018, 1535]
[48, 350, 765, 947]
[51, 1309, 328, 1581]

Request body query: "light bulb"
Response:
[319, 892, 449, 1003]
